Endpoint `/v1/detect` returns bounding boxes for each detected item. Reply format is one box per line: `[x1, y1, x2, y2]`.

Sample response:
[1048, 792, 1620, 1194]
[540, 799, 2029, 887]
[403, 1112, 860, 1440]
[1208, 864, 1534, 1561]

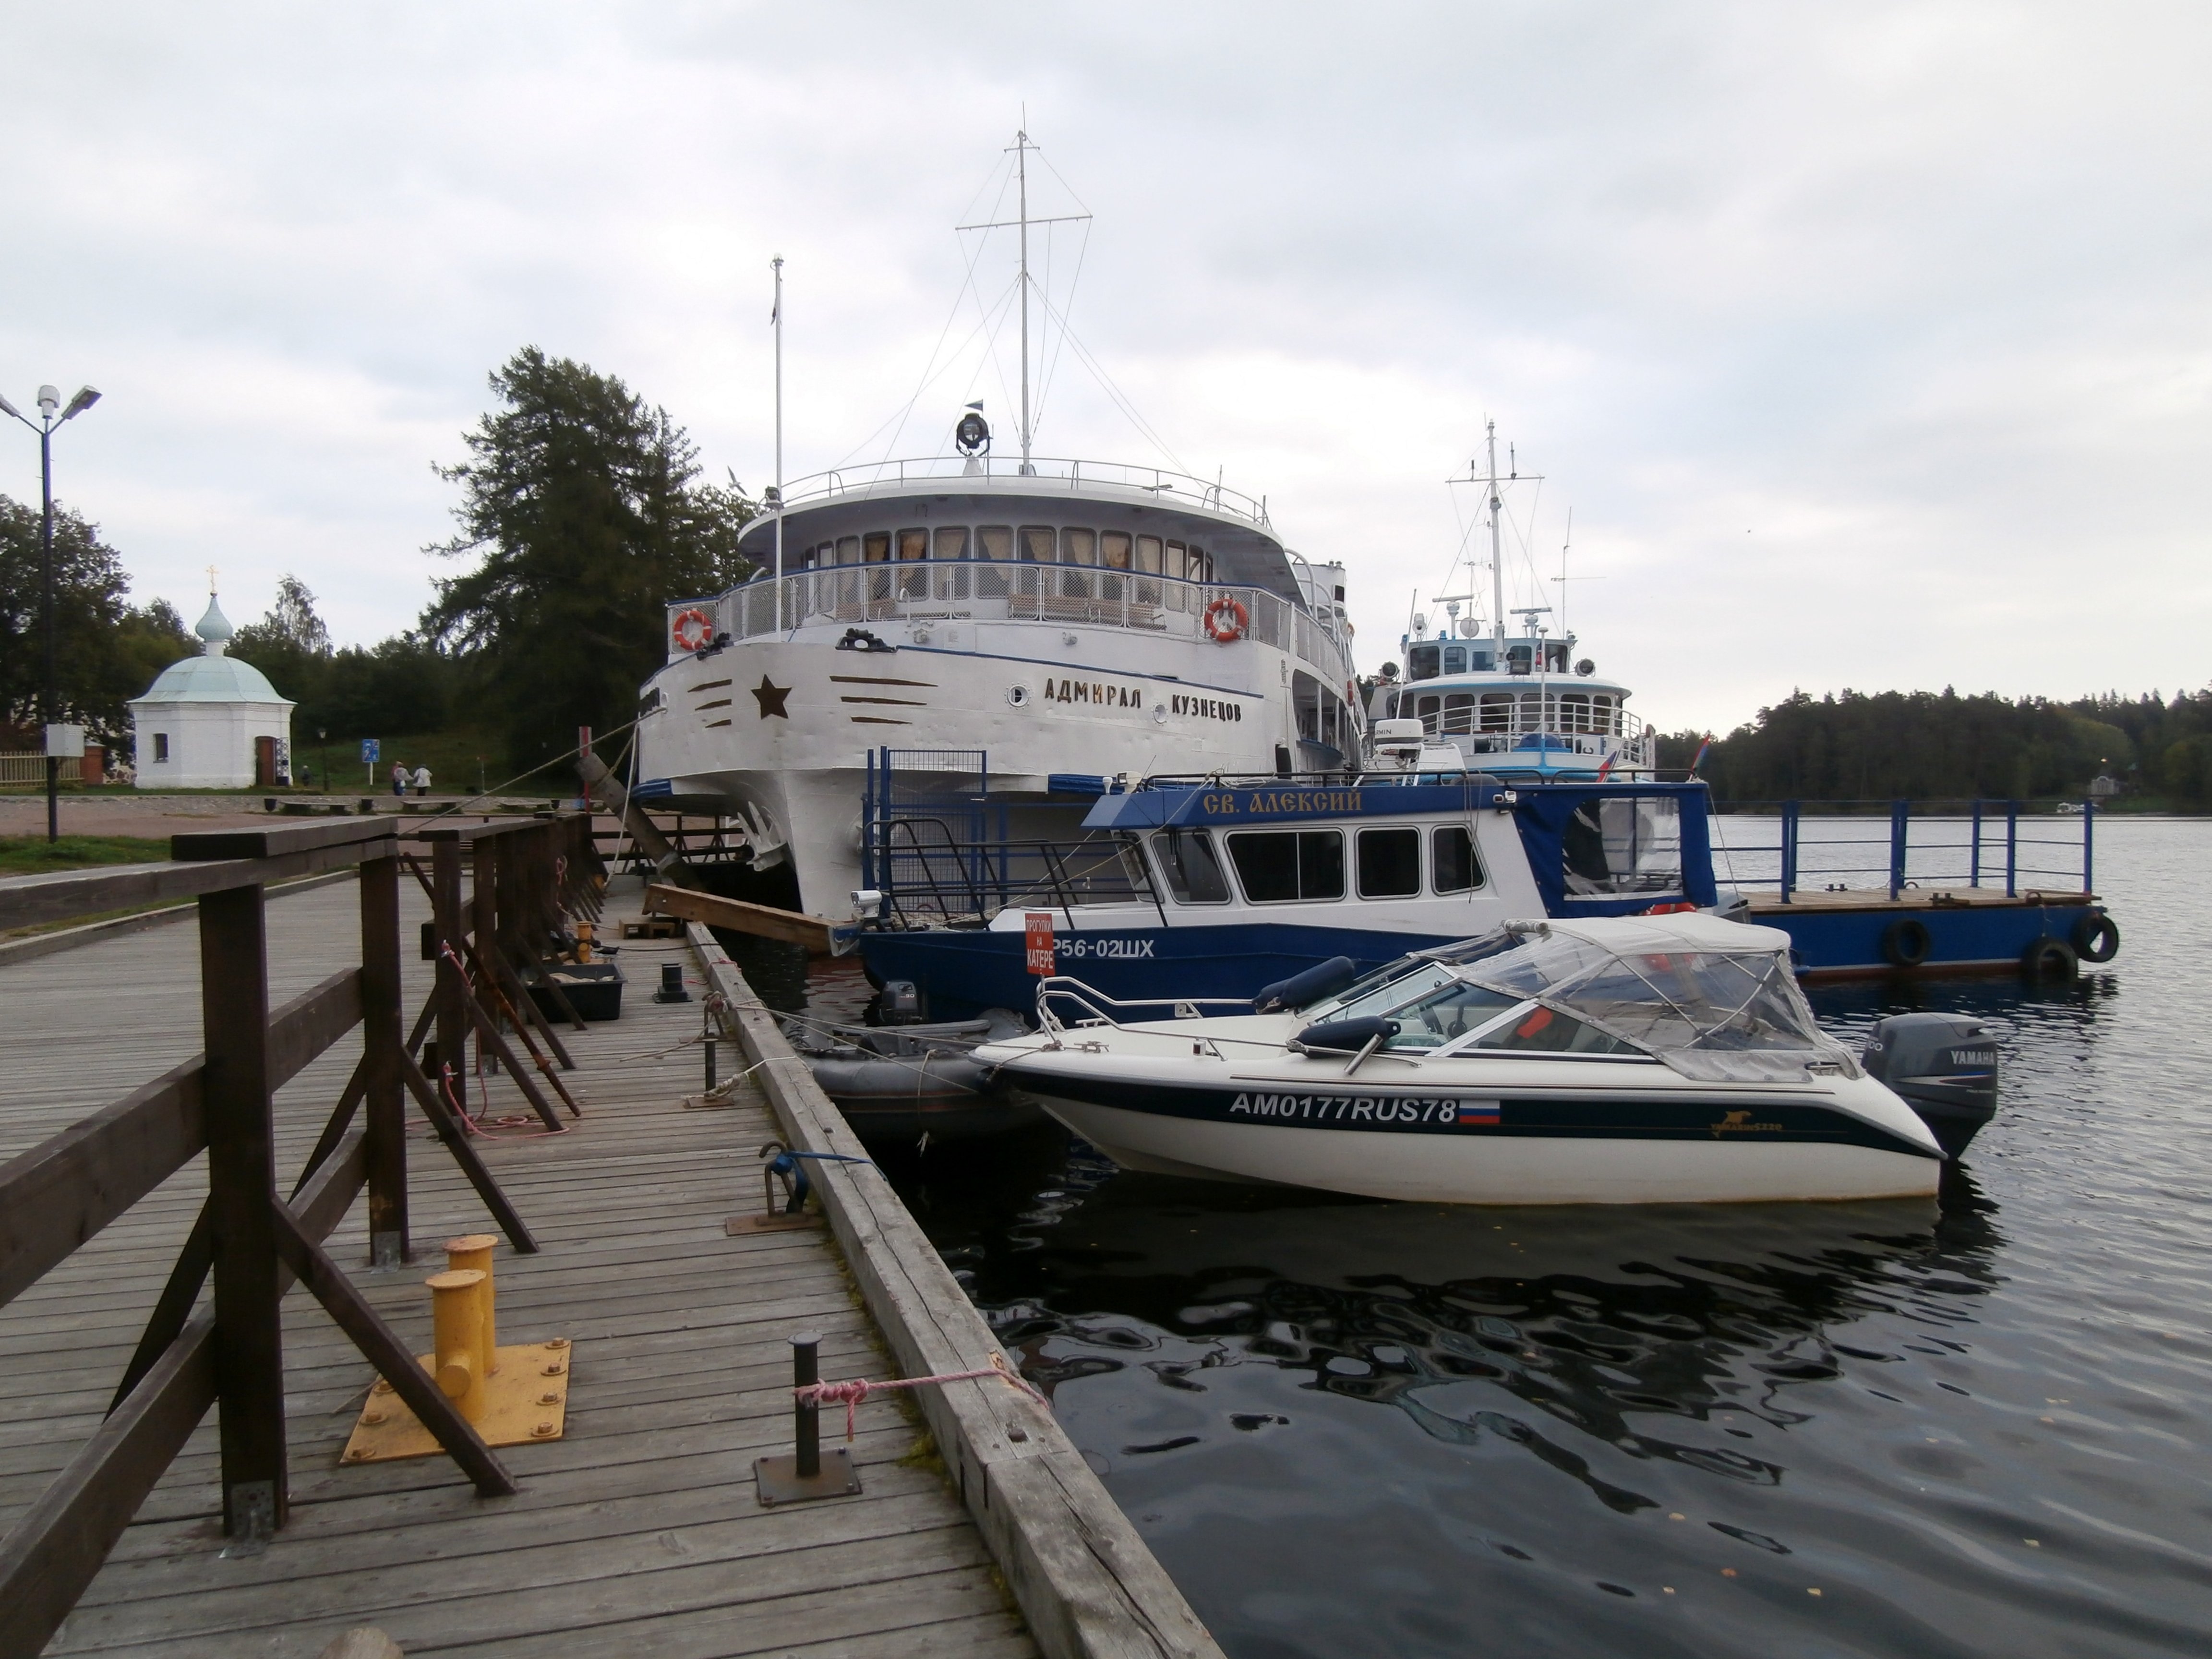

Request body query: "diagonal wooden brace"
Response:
[267, 1201, 516, 1498]
[399, 1051, 538, 1253]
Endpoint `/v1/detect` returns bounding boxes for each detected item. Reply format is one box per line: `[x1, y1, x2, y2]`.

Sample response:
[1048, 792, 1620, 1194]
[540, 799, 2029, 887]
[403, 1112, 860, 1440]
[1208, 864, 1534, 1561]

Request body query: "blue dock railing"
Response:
[1723, 800, 2095, 903]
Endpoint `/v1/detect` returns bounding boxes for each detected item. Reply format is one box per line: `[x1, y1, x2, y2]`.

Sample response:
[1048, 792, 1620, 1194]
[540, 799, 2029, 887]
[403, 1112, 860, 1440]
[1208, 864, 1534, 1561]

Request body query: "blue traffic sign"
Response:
[361, 738, 380, 764]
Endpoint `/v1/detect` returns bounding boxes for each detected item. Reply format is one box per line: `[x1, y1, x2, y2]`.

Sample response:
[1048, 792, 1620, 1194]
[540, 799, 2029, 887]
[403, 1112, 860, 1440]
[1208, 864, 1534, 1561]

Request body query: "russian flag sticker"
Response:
[1458, 1100, 1501, 1126]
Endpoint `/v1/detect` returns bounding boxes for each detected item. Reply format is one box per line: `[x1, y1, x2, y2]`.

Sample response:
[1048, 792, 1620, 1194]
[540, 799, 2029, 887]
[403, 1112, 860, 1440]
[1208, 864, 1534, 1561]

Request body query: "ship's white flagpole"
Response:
[772, 254, 785, 630]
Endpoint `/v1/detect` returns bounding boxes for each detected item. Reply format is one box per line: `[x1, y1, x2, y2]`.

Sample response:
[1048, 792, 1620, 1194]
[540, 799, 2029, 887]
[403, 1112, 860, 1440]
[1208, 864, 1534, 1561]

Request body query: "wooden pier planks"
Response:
[0, 877, 1034, 1659]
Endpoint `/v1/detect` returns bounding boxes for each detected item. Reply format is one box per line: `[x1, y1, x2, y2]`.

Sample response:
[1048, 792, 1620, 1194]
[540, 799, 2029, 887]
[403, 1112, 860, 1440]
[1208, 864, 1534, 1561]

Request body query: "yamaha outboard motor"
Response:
[1861, 1013, 1999, 1157]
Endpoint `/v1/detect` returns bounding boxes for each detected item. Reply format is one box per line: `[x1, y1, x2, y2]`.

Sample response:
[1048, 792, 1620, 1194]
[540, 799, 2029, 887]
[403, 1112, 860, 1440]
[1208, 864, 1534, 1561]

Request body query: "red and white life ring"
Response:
[1202, 596, 1249, 643]
[670, 606, 715, 652]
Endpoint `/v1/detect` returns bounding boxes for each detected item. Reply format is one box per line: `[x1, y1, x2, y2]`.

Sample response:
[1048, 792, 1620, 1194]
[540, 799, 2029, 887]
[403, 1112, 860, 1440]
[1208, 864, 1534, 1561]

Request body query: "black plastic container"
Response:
[526, 962, 626, 1022]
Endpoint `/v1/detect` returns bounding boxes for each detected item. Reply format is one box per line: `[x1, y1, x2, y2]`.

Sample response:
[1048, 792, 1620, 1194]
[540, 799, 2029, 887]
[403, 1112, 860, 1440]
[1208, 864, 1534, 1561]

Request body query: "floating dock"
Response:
[0, 823, 1213, 1659]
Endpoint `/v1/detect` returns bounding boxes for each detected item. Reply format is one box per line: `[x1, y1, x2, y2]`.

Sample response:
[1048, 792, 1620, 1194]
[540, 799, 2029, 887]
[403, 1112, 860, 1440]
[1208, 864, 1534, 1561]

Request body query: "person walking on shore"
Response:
[390, 761, 408, 799]
[413, 763, 432, 798]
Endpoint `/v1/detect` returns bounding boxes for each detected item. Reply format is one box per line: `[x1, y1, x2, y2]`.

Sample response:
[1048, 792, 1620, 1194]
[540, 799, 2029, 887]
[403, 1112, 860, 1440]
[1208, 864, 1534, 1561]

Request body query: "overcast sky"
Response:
[2, 2, 2206, 733]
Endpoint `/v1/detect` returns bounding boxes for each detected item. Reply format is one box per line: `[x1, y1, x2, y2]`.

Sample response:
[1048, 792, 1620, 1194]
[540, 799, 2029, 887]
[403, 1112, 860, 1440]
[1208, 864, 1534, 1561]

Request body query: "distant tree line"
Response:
[1659, 686, 2212, 806]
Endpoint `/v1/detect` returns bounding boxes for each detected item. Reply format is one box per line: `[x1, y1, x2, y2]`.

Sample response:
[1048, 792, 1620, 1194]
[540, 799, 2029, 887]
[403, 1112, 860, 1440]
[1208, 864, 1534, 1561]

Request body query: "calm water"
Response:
[765, 818, 2212, 1657]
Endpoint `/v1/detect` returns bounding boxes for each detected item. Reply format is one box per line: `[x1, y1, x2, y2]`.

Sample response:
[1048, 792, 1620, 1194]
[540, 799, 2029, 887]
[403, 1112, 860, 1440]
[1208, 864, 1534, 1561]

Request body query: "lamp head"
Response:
[60, 386, 100, 422]
[0, 391, 18, 420]
[37, 385, 60, 416]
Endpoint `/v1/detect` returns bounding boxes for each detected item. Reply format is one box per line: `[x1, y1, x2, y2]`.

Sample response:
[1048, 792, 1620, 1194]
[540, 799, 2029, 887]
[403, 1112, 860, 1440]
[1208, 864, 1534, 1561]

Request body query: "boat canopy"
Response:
[1510, 783, 1719, 916]
[1335, 915, 1858, 1085]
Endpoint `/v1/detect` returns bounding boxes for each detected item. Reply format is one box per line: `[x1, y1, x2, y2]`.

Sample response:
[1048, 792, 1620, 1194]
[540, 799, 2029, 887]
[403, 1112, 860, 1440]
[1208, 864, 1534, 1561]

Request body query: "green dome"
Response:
[135, 650, 291, 705]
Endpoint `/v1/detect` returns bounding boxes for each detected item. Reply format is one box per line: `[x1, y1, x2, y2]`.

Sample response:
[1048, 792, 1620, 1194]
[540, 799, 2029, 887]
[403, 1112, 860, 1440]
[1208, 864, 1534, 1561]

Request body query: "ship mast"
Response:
[1485, 419, 1504, 654]
[959, 129, 1089, 478]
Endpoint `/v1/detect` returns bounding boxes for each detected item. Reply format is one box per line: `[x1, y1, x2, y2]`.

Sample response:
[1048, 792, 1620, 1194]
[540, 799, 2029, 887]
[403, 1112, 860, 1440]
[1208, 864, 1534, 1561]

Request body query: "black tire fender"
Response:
[2072, 913, 2120, 964]
[1880, 917, 1932, 969]
[2022, 937, 2079, 980]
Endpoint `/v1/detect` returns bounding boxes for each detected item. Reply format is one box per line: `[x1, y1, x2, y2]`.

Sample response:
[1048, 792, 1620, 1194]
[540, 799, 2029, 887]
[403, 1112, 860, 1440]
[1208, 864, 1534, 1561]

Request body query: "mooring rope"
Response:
[795, 1353, 1047, 1440]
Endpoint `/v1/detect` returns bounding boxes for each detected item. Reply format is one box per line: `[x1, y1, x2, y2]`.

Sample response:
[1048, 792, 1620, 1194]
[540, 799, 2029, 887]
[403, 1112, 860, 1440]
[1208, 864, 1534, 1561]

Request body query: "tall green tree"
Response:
[0, 495, 194, 745]
[421, 348, 756, 769]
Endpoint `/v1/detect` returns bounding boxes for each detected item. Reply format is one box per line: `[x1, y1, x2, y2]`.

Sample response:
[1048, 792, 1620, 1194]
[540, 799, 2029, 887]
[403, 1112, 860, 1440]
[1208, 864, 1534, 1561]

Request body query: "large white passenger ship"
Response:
[631, 134, 1359, 914]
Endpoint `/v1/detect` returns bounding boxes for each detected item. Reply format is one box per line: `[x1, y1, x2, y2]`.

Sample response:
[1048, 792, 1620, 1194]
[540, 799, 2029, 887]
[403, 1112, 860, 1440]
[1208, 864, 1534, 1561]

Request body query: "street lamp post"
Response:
[2, 383, 102, 842]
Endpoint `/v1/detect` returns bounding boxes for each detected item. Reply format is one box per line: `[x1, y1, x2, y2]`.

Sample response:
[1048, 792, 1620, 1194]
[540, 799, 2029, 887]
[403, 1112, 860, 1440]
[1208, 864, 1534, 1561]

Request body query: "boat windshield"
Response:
[1450, 927, 1859, 1083]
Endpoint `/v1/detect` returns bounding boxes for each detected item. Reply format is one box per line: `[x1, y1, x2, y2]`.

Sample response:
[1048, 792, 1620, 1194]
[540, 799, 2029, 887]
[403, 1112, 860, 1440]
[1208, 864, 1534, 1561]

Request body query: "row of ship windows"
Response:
[1395, 689, 1623, 735]
[1148, 825, 1485, 906]
[798, 526, 1216, 583]
[1406, 641, 1572, 678]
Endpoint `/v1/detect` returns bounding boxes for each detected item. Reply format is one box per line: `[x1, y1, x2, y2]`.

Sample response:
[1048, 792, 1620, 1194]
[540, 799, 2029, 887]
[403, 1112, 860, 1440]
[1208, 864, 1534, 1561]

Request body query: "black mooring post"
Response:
[792, 1331, 821, 1479]
[704, 1019, 718, 1092]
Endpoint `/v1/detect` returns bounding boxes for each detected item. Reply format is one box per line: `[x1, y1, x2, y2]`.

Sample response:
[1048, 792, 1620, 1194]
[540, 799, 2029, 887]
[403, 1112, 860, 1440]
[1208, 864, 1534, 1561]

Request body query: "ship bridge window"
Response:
[933, 526, 968, 560]
[1356, 828, 1421, 899]
[977, 525, 1013, 561]
[1228, 830, 1345, 903]
[1443, 645, 1467, 674]
[837, 535, 861, 565]
[1020, 525, 1056, 563]
[897, 528, 927, 560]
[1562, 796, 1683, 897]
[1135, 535, 1163, 574]
[897, 528, 929, 597]
[1506, 644, 1533, 674]
[1154, 828, 1230, 905]
[1101, 531, 1132, 570]
[863, 532, 891, 564]
[1406, 643, 1440, 681]
[1432, 826, 1485, 892]
[1062, 528, 1096, 566]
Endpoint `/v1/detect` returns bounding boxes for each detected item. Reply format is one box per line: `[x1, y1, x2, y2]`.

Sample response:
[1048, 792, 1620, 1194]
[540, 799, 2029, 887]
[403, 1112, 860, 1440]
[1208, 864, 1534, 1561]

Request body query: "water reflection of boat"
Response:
[980, 914, 1945, 1204]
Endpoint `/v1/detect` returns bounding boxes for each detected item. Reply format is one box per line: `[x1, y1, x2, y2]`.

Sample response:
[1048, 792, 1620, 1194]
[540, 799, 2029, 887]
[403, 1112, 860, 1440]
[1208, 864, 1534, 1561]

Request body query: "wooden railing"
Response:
[0, 813, 604, 1659]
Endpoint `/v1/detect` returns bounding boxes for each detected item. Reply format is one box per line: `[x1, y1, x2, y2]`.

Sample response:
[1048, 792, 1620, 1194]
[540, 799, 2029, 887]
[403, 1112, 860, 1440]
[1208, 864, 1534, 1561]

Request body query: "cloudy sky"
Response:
[2, 2, 2206, 733]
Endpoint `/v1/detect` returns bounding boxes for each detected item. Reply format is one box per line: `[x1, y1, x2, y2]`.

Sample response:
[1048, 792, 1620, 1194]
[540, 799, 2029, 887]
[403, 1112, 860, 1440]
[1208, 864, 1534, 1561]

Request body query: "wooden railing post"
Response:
[472, 836, 499, 1072]
[430, 837, 468, 1115]
[360, 854, 408, 1268]
[198, 880, 288, 1540]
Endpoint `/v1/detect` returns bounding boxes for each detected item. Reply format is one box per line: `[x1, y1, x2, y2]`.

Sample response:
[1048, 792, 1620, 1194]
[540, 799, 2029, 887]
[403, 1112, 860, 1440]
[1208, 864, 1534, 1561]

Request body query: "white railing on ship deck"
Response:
[773, 455, 1271, 529]
[694, 567, 1357, 688]
[1419, 705, 1657, 768]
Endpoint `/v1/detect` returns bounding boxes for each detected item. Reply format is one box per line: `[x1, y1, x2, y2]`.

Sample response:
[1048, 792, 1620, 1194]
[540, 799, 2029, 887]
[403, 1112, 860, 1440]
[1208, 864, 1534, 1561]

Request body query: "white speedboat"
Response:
[974, 913, 1943, 1205]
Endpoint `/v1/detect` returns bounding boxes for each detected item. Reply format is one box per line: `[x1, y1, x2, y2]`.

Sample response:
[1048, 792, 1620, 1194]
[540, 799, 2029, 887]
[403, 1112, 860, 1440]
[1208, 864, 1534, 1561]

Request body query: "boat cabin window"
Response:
[863, 532, 891, 564]
[1440, 693, 1474, 734]
[1062, 528, 1096, 566]
[1442, 645, 1467, 674]
[1406, 642, 1440, 682]
[1479, 693, 1513, 732]
[1506, 644, 1533, 674]
[1465, 1002, 1636, 1056]
[977, 526, 1013, 561]
[1562, 796, 1683, 897]
[1378, 981, 1522, 1051]
[1356, 829, 1421, 898]
[1101, 530, 1132, 571]
[1228, 830, 1345, 903]
[1153, 828, 1231, 904]
[1591, 694, 1616, 734]
[1135, 535, 1162, 573]
[1431, 827, 1484, 892]
[933, 527, 968, 560]
[1020, 526, 1056, 563]
[897, 529, 927, 561]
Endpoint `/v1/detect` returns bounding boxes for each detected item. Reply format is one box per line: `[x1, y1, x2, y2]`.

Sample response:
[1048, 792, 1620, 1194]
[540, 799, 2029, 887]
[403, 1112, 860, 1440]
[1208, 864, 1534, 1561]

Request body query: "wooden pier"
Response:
[0, 821, 1211, 1658]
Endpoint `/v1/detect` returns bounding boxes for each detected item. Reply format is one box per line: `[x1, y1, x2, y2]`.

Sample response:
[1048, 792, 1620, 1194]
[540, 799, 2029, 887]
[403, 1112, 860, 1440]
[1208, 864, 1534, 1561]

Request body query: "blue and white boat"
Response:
[850, 742, 2116, 1015]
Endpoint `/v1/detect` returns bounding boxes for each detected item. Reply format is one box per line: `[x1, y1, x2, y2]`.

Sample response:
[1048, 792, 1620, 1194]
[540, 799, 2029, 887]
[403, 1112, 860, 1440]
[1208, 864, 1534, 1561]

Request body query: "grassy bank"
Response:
[0, 835, 169, 875]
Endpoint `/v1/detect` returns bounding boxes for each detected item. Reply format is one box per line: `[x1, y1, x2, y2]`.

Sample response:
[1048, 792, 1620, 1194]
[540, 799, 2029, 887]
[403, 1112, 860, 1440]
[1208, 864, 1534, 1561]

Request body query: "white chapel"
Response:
[129, 592, 296, 788]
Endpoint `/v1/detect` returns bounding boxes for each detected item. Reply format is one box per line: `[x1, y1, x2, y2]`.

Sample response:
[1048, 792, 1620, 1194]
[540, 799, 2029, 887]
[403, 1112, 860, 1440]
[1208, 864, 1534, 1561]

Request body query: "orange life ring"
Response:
[671, 606, 715, 651]
[1202, 596, 1248, 643]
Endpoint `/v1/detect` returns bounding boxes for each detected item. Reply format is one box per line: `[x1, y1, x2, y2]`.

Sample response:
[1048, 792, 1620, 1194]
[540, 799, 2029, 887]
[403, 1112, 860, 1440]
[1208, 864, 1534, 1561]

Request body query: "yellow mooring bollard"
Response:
[444, 1234, 500, 1373]
[341, 1240, 575, 1465]
[426, 1269, 488, 1422]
